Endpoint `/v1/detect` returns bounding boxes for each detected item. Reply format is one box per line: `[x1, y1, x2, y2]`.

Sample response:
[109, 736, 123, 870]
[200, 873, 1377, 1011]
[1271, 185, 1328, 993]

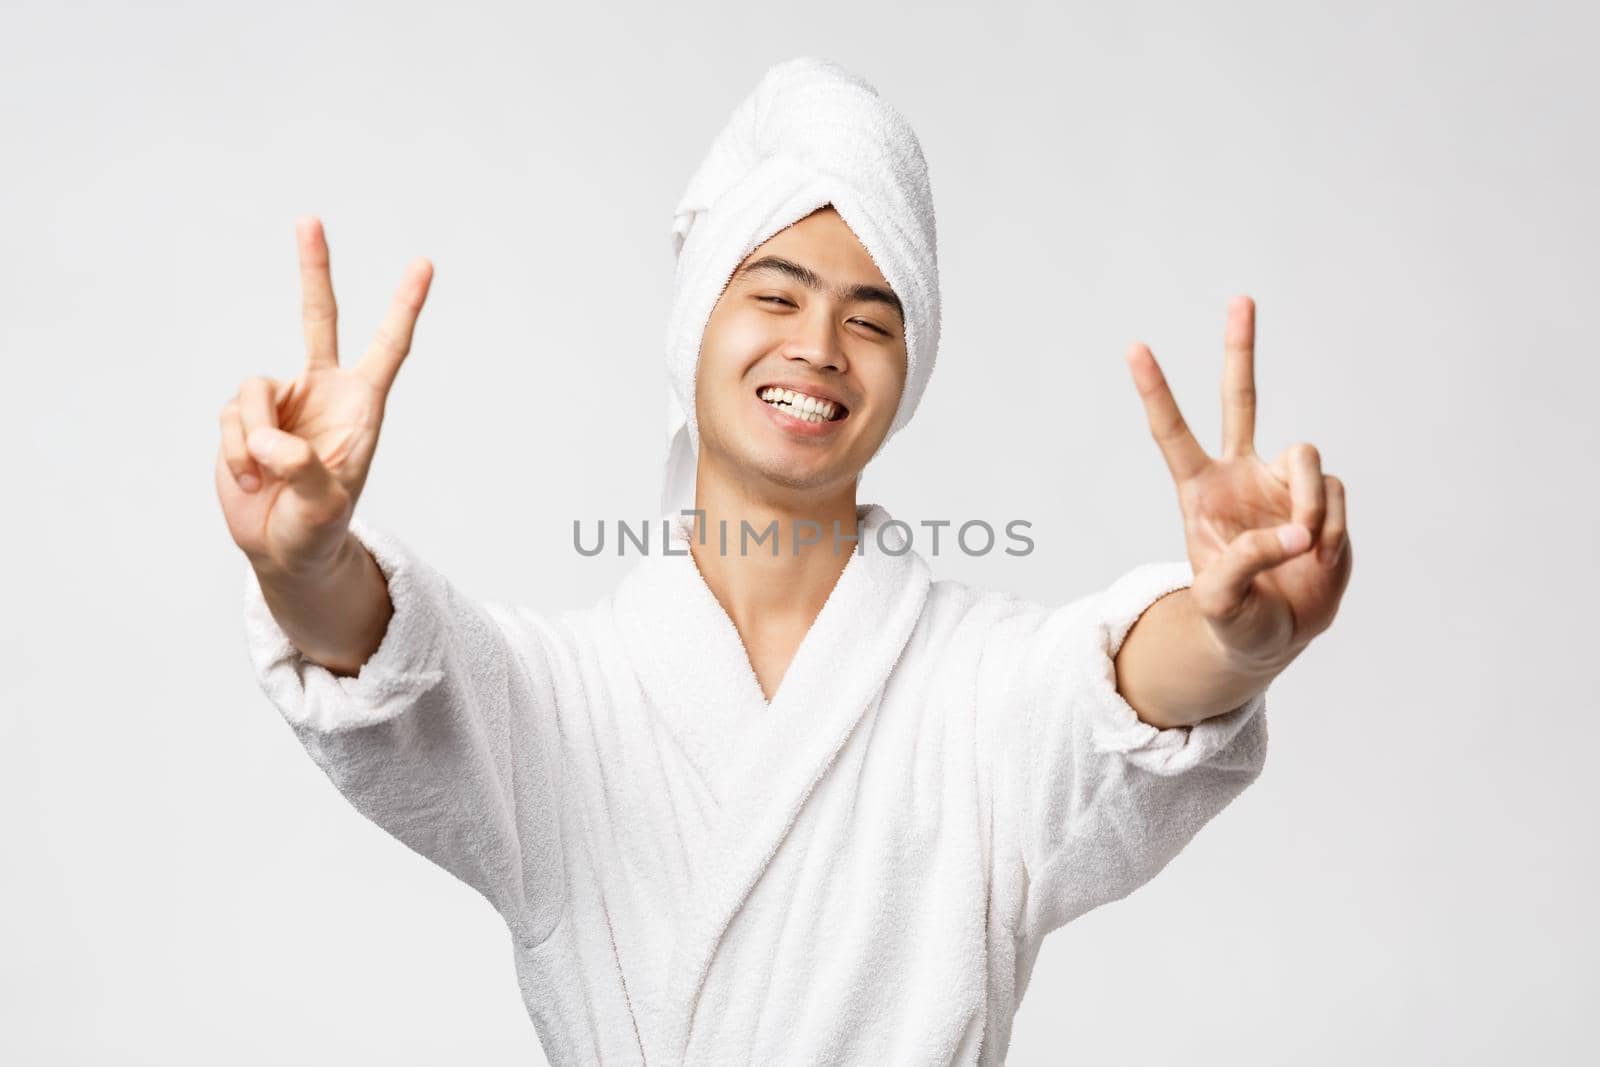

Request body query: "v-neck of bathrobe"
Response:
[615, 502, 929, 803]
[680, 514, 847, 717]
[609, 501, 933, 1051]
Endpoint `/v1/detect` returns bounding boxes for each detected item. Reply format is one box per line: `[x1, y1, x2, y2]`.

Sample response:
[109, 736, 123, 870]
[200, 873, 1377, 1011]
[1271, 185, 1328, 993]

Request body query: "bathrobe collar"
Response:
[611, 501, 932, 1053]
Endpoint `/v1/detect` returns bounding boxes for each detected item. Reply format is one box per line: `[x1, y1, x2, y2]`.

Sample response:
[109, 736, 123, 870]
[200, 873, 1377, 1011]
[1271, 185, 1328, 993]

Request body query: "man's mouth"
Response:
[756, 386, 848, 423]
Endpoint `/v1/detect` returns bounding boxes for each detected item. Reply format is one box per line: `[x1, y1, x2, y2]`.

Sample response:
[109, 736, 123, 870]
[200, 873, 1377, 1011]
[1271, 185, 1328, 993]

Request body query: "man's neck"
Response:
[686, 468, 861, 662]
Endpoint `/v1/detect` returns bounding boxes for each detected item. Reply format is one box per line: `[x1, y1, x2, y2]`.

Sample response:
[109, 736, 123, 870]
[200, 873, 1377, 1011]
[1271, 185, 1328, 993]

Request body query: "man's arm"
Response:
[1114, 586, 1275, 730]
[241, 516, 569, 943]
[252, 531, 392, 678]
[1111, 295, 1352, 727]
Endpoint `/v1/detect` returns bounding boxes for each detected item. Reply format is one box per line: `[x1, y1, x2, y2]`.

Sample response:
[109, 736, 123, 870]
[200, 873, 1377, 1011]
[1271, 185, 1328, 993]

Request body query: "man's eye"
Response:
[756, 295, 886, 336]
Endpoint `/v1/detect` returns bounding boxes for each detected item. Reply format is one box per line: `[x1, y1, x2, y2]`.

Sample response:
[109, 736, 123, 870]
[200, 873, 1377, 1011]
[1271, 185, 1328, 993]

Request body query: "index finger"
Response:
[356, 256, 434, 397]
[296, 217, 339, 371]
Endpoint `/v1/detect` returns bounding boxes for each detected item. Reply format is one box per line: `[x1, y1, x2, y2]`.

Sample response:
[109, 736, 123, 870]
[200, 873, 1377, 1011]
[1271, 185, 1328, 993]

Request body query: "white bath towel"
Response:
[241, 505, 1268, 1063]
[660, 57, 942, 516]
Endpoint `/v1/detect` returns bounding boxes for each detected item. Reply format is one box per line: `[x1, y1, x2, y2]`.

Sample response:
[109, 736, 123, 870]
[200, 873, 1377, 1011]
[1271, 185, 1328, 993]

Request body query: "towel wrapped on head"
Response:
[660, 57, 943, 516]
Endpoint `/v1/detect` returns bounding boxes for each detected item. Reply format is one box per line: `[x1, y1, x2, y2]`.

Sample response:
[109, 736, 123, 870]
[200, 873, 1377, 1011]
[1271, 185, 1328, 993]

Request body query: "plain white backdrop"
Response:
[3, 0, 1594, 1062]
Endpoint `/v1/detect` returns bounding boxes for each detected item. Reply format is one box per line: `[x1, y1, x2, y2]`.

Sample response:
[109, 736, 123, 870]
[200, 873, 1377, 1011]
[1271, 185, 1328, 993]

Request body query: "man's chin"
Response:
[741, 451, 857, 496]
[700, 428, 865, 496]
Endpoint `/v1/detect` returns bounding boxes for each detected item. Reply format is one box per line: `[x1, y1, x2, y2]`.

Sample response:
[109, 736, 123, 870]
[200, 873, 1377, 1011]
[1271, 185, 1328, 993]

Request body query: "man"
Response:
[217, 58, 1351, 1065]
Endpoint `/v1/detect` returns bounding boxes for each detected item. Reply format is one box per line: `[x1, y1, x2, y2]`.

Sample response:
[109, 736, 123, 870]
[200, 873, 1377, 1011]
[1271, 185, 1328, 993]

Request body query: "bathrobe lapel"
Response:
[612, 503, 932, 1054]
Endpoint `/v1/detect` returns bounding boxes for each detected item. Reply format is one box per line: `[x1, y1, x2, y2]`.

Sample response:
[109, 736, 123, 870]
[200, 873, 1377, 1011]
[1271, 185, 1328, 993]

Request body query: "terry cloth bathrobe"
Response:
[241, 508, 1268, 1064]
[239, 57, 1269, 1064]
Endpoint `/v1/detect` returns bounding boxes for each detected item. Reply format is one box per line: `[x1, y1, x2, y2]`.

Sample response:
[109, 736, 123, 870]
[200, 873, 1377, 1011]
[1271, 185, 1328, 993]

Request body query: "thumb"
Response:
[247, 427, 339, 500]
[1195, 523, 1312, 617]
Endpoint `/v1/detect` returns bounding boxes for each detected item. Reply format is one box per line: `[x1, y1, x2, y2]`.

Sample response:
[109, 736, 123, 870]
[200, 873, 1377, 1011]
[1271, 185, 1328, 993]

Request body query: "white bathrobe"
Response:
[241, 503, 1268, 1065]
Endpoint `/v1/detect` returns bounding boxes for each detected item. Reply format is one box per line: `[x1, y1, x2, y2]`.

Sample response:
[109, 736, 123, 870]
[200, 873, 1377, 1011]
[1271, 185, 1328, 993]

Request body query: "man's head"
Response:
[660, 57, 940, 516]
[693, 204, 907, 500]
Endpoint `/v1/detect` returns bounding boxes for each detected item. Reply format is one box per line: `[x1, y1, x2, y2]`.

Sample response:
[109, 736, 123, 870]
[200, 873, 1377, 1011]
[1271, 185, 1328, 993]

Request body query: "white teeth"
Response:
[759, 387, 840, 422]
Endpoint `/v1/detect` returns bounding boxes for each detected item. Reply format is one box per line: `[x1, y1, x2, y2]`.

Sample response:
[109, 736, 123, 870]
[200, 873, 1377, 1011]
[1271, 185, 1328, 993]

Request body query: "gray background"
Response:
[3, 0, 1594, 1062]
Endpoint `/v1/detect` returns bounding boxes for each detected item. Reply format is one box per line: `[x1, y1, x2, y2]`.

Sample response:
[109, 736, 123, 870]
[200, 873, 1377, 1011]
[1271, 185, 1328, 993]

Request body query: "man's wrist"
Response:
[1117, 588, 1277, 729]
[249, 528, 360, 589]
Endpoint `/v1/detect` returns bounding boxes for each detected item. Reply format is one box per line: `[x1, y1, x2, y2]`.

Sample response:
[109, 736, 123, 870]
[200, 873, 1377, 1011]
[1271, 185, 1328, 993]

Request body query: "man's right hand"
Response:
[215, 216, 433, 581]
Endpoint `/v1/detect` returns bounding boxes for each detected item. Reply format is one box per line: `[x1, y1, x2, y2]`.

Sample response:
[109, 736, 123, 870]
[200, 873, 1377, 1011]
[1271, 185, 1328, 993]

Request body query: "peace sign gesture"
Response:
[215, 217, 433, 579]
[1125, 296, 1352, 675]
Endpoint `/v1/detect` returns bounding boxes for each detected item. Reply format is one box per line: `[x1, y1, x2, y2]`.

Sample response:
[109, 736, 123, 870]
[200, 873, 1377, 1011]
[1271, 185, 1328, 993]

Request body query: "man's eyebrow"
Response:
[734, 255, 904, 323]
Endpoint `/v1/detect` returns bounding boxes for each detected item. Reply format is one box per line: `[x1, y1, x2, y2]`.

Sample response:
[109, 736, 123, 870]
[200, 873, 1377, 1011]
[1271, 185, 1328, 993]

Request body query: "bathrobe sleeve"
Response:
[985, 561, 1268, 945]
[240, 516, 566, 945]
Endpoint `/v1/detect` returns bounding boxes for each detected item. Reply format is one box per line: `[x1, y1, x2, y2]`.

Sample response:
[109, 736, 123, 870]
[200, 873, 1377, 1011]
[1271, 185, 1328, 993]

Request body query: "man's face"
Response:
[694, 205, 908, 499]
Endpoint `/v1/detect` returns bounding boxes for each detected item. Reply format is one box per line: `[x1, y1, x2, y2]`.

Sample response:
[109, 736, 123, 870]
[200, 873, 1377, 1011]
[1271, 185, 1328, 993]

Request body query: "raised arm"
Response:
[239, 513, 568, 949]
[214, 214, 429, 666]
[216, 218, 566, 947]
[1116, 295, 1353, 728]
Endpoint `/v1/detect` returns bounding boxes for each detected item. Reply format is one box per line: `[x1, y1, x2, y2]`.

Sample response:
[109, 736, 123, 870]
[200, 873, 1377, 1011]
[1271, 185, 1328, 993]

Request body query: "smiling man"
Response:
[220, 58, 1350, 1065]
[684, 210, 914, 703]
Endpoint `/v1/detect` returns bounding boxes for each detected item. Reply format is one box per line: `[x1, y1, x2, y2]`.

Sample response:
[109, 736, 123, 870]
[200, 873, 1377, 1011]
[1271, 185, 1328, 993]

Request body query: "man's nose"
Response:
[780, 311, 847, 373]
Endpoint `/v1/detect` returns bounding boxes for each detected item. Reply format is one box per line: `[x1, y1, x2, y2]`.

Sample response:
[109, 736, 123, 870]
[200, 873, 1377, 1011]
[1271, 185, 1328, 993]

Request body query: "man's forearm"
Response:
[252, 533, 393, 679]
[1114, 588, 1275, 729]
